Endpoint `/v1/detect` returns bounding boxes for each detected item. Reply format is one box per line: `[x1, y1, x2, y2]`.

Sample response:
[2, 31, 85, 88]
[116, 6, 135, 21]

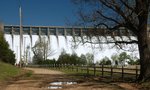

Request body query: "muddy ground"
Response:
[0, 68, 139, 90]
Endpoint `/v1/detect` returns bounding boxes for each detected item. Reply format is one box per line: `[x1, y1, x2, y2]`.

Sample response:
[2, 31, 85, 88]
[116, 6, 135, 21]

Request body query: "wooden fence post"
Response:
[52, 64, 54, 68]
[55, 64, 56, 68]
[56, 64, 58, 69]
[122, 65, 124, 80]
[59, 64, 60, 68]
[76, 64, 78, 72]
[67, 64, 69, 70]
[59, 64, 60, 69]
[102, 65, 104, 77]
[94, 64, 96, 76]
[81, 64, 83, 72]
[55, 63, 57, 69]
[136, 65, 138, 80]
[65, 64, 66, 69]
[61, 64, 63, 69]
[111, 65, 113, 78]
[47, 63, 140, 80]
[87, 65, 89, 75]
[72, 64, 74, 71]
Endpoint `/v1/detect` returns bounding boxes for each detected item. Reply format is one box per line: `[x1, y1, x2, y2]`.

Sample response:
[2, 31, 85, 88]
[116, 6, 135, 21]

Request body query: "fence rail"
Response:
[27, 64, 140, 80]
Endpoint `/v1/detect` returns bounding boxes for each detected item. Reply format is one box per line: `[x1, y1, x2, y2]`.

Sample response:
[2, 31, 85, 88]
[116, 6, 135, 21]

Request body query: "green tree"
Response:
[118, 52, 130, 66]
[40, 58, 56, 65]
[57, 49, 87, 65]
[73, 0, 150, 81]
[70, 53, 79, 65]
[57, 50, 71, 64]
[99, 56, 111, 65]
[127, 58, 140, 65]
[127, 54, 140, 65]
[0, 30, 16, 65]
[111, 54, 119, 66]
[79, 54, 87, 65]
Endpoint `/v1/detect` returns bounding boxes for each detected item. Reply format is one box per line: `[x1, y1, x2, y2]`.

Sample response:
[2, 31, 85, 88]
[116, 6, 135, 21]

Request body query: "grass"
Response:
[24, 71, 33, 77]
[140, 82, 150, 89]
[0, 62, 31, 81]
[49, 66, 137, 82]
[50, 67, 105, 76]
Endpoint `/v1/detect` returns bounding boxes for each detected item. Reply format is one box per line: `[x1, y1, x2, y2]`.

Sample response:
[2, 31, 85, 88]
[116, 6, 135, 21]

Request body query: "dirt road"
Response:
[1, 68, 138, 90]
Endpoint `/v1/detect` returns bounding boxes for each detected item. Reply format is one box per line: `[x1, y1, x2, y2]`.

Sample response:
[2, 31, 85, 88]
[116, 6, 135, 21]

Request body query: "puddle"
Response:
[50, 82, 63, 85]
[48, 86, 62, 89]
[48, 81, 77, 89]
[50, 81, 77, 85]
[65, 82, 77, 85]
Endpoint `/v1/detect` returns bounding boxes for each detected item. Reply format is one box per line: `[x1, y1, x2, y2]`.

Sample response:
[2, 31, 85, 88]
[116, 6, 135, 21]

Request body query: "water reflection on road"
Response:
[48, 81, 77, 89]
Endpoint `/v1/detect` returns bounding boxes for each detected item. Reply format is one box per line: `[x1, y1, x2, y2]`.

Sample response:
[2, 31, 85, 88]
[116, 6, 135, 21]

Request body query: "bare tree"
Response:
[86, 53, 94, 65]
[73, 0, 150, 82]
[32, 37, 56, 62]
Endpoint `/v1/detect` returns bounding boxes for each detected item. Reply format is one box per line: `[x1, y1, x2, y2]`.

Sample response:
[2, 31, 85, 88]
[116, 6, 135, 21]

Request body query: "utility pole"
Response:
[19, 0, 23, 67]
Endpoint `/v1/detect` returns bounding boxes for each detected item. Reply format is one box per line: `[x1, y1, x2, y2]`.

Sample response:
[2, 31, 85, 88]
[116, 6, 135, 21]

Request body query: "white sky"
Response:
[4, 34, 139, 64]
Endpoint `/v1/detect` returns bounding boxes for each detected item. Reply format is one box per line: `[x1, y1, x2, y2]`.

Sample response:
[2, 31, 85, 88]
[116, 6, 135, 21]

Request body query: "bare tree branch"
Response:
[120, 0, 134, 11]
[99, 0, 128, 22]
[82, 39, 138, 44]
[96, 11, 121, 24]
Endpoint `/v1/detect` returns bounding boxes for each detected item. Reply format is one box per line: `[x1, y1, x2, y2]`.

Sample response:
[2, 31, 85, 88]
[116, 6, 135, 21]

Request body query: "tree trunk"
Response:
[135, 3, 150, 81]
[137, 23, 150, 82]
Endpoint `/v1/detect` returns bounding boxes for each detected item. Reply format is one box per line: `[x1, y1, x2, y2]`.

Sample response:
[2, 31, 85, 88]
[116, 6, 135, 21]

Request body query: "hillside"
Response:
[0, 61, 21, 81]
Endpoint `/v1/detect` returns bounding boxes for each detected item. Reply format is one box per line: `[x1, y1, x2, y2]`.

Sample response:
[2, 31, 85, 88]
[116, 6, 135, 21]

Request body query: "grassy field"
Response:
[0, 61, 22, 81]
